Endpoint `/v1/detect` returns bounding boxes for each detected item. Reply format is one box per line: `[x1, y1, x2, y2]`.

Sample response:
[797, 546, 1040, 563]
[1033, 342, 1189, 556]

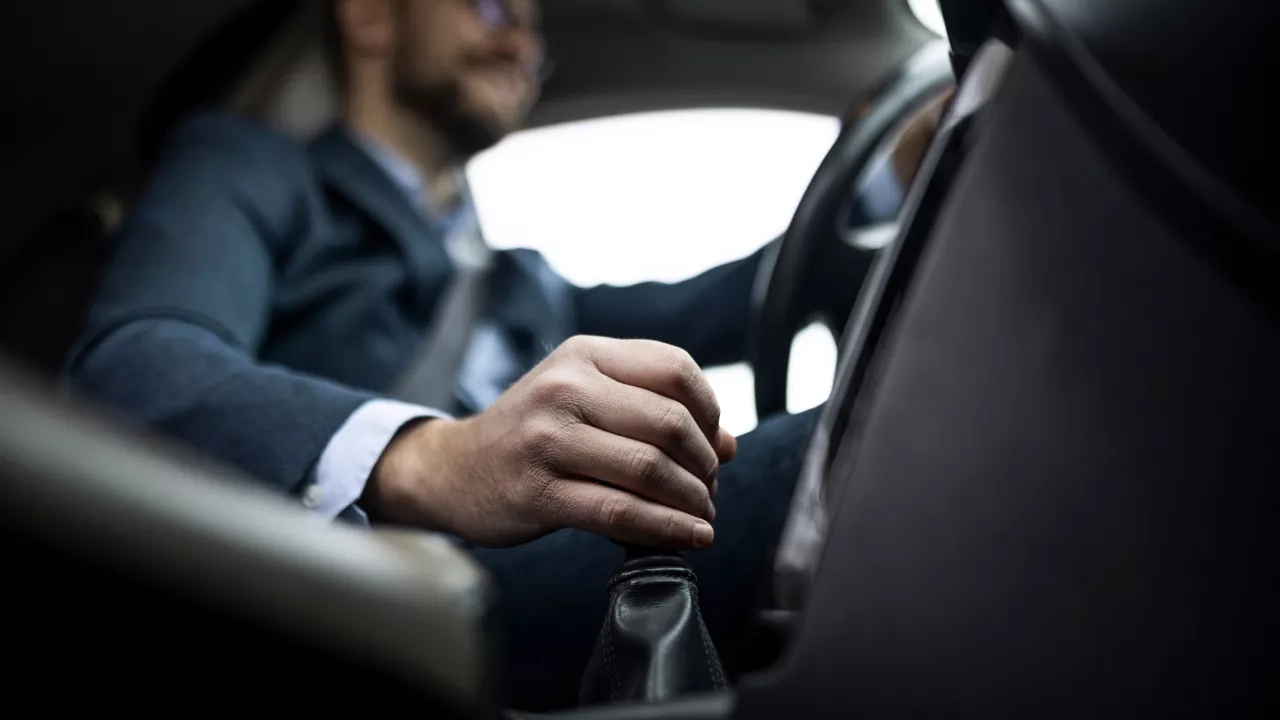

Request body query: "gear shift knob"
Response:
[579, 546, 728, 705]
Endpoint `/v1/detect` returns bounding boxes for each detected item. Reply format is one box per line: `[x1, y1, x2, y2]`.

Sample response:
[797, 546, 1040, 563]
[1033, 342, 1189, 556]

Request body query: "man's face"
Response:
[390, 0, 543, 157]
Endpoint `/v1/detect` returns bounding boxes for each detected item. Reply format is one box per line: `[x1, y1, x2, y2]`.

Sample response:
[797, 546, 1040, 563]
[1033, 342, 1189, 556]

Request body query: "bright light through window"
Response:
[908, 0, 948, 37]
[468, 109, 841, 434]
[790, 323, 839, 413]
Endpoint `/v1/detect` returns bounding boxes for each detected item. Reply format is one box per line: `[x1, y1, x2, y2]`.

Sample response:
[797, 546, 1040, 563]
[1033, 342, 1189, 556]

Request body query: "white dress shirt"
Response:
[301, 131, 522, 521]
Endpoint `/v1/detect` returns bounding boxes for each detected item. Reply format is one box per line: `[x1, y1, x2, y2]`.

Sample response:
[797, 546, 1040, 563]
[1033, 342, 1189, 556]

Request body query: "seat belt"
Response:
[390, 215, 494, 411]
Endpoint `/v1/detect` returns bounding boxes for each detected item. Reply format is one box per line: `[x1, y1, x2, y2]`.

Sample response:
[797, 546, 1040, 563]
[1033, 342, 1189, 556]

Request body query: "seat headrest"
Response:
[226, 0, 340, 140]
[139, 0, 338, 165]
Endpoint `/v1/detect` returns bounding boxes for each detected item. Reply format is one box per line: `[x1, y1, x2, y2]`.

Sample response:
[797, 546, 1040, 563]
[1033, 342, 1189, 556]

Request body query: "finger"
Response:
[714, 427, 737, 462]
[579, 375, 720, 485]
[554, 423, 715, 521]
[581, 338, 722, 442]
[708, 429, 735, 498]
[552, 479, 715, 549]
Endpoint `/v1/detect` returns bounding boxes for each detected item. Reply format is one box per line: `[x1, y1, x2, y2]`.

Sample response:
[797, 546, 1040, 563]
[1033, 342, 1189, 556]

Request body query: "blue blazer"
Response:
[67, 113, 763, 500]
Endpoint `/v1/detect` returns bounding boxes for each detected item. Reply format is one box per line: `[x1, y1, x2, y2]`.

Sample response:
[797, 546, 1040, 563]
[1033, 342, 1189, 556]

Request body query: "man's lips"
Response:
[467, 66, 534, 100]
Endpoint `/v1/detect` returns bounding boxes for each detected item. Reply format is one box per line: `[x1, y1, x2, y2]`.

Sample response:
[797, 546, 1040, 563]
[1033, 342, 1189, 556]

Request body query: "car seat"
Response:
[0, 0, 330, 381]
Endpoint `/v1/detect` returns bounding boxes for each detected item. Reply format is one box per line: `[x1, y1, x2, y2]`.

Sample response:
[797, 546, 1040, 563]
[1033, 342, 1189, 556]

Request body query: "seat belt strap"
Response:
[390, 214, 493, 411]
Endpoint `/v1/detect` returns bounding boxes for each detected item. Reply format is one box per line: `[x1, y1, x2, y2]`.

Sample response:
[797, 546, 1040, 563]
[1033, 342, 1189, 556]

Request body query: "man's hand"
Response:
[365, 336, 738, 549]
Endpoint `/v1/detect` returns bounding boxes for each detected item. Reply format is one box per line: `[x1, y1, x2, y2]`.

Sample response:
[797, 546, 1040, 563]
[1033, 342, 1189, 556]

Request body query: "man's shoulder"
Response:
[163, 111, 301, 152]
[158, 111, 317, 185]
[149, 111, 340, 231]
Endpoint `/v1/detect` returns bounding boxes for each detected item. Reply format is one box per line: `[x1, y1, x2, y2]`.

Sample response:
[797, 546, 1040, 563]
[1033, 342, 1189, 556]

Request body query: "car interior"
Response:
[2, 0, 1277, 716]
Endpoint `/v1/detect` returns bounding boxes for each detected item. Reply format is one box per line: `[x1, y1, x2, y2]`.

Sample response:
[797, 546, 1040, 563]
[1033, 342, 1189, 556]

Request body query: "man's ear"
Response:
[335, 0, 395, 59]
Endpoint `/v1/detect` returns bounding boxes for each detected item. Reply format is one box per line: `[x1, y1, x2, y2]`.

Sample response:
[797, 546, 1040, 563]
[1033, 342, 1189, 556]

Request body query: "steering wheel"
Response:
[751, 45, 956, 420]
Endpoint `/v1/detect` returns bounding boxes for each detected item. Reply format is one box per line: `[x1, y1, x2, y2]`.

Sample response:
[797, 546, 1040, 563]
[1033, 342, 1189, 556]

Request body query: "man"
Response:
[68, 0, 820, 709]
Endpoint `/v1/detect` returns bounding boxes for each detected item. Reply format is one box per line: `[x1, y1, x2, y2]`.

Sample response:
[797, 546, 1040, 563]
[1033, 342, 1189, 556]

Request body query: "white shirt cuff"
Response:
[302, 399, 451, 520]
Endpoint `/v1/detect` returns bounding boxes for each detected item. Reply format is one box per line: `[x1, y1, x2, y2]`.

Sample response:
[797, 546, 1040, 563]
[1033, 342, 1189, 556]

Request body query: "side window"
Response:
[467, 109, 840, 433]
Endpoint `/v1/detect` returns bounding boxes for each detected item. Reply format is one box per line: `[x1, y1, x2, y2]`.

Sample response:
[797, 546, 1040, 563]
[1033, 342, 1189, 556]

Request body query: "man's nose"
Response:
[492, 27, 545, 75]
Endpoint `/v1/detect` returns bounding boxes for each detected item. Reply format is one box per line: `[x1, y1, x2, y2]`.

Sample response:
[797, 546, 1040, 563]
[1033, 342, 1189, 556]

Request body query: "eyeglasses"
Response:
[467, 0, 555, 81]
[471, 0, 518, 31]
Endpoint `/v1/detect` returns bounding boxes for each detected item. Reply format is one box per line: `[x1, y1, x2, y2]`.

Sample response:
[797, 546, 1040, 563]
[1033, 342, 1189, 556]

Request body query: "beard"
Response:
[393, 77, 506, 159]
[392, 54, 528, 159]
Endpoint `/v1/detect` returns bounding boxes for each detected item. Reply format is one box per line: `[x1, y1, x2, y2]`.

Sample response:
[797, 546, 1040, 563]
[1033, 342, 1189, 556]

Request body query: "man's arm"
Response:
[70, 113, 744, 548]
[67, 114, 403, 503]
[570, 245, 769, 368]
[312, 399, 447, 518]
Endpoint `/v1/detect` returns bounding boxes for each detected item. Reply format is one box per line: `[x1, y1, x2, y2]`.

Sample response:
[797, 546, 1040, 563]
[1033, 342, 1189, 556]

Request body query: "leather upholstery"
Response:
[580, 550, 727, 706]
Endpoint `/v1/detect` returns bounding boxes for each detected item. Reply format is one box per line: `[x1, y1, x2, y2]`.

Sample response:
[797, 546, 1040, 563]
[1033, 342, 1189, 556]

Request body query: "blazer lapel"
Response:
[308, 125, 571, 365]
[307, 124, 452, 303]
[488, 248, 575, 364]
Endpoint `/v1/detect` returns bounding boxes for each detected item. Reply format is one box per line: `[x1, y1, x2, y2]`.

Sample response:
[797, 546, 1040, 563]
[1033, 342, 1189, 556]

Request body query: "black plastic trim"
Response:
[1003, 0, 1280, 318]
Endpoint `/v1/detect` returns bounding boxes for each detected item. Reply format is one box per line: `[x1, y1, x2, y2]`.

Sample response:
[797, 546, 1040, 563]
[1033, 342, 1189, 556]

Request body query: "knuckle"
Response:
[530, 370, 584, 407]
[703, 395, 722, 432]
[684, 471, 711, 507]
[663, 348, 719, 425]
[599, 494, 636, 529]
[653, 401, 692, 445]
[664, 512, 685, 543]
[559, 335, 596, 360]
[523, 417, 588, 477]
[531, 473, 571, 518]
[627, 445, 666, 490]
[523, 418, 567, 452]
[664, 347, 699, 388]
[696, 452, 718, 483]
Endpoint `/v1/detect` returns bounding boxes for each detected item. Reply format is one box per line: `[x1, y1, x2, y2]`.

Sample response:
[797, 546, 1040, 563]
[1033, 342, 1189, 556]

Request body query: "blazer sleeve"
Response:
[570, 245, 768, 368]
[66, 113, 376, 498]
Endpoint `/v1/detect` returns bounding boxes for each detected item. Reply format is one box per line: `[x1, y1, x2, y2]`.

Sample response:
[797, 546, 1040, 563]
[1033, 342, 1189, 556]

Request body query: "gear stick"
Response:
[579, 545, 728, 706]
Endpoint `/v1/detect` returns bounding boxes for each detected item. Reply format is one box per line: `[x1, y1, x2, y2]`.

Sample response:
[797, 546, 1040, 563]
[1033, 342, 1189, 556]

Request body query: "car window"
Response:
[908, 0, 948, 37]
[467, 108, 840, 434]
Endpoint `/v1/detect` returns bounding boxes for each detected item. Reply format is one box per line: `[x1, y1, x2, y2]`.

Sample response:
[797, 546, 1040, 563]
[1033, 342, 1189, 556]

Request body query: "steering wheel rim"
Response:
[751, 45, 956, 420]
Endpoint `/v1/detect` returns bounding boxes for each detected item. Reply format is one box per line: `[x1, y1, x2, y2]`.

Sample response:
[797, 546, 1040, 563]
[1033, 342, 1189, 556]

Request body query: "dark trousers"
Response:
[471, 408, 820, 711]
